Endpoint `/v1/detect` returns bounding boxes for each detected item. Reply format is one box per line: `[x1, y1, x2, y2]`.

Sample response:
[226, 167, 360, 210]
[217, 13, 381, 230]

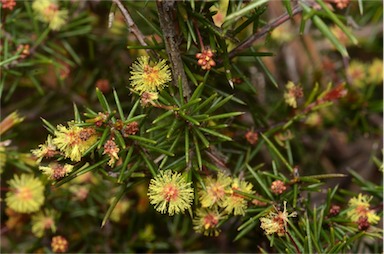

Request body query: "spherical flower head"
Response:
[333, 0, 350, 9]
[199, 172, 232, 208]
[196, 48, 216, 70]
[357, 216, 371, 231]
[284, 81, 303, 108]
[69, 185, 89, 201]
[367, 58, 383, 85]
[305, 112, 322, 127]
[31, 209, 58, 238]
[328, 204, 341, 217]
[1, 0, 17, 10]
[260, 201, 297, 236]
[6, 174, 45, 213]
[39, 162, 73, 180]
[223, 178, 254, 216]
[32, 0, 68, 31]
[245, 130, 258, 145]
[271, 180, 287, 195]
[32, 135, 58, 163]
[347, 194, 380, 224]
[260, 216, 282, 236]
[193, 207, 225, 237]
[140, 91, 159, 107]
[53, 124, 98, 162]
[147, 170, 194, 216]
[51, 235, 69, 253]
[130, 56, 172, 94]
[347, 60, 367, 88]
[122, 121, 139, 137]
[103, 139, 120, 166]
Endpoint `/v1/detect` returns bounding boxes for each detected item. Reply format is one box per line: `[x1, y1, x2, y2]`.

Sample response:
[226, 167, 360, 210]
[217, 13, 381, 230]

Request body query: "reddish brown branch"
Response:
[112, 0, 147, 47]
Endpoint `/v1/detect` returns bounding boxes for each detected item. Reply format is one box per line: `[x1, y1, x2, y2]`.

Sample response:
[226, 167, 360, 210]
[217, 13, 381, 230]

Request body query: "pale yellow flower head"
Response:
[199, 172, 232, 208]
[32, 0, 68, 31]
[367, 58, 383, 85]
[347, 60, 366, 88]
[130, 56, 172, 94]
[284, 81, 303, 108]
[6, 174, 45, 213]
[223, 178, 254, 216]
[32, 135, 58, 163]
[103, 139, 120, 167]
[260, 201, 297, 236]
[193, 207, 225, 237]
[53, 124, 98, 162]
[31, 209, 58, 238]
[147, 170, 194, 216]
[347, 194, 380, 224]
[260, 216, 282, 236]
[39, 162, 73, 180]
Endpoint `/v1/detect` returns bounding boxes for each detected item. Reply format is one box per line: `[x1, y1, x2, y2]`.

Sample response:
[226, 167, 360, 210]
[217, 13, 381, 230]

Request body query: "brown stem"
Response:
[227, 5, 303, 60]
[112, 0, 156, 57]
[287, 230, 302, 254]
[156, 0, 190, 99]
[194, 20, 205, 51]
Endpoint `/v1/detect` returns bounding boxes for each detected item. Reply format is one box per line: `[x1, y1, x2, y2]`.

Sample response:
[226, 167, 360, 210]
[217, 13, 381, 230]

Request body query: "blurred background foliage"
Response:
[0, 0, 382, 253]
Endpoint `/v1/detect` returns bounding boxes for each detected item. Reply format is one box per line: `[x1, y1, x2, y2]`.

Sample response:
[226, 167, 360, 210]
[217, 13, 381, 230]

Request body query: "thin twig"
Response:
[193, 20, 205, 51]
[227, 5, 303, 60]
[156, 0, 190, 98]
[112, 0, 156, 57]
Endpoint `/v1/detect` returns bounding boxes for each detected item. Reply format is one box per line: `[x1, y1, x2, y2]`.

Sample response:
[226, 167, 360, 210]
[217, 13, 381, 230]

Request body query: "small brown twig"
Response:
[112, 0, 156, 57]
[227, 5, 303, 60]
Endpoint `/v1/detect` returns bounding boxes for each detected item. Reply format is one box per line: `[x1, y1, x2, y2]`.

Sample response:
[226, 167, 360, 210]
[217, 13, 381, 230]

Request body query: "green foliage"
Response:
[1, 0, 382, 253]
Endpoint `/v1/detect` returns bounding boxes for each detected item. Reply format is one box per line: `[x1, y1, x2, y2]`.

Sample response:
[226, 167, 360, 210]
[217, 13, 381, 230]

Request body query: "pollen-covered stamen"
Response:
[16, 187, 33, 201]
[143, 65, 159, 84]
[203, 213, 219, 229]
[43, 3, 59, 20]
[122, 122, 139, 137]
[162, 184, 179, 202]
[51, 164, 66, 180]
[78, 128, 96, 141]
[211, 184, 225, 200]
[48, 3, 58, 11]
[271, 180, 287, 195]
